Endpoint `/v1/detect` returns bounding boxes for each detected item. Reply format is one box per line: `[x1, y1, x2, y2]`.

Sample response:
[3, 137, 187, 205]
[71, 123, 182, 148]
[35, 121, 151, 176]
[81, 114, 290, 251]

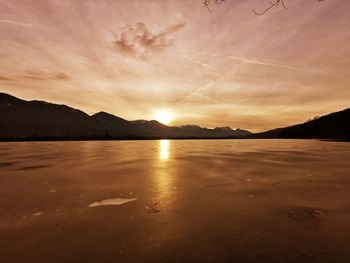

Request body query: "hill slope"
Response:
[251, 109, 350, 139]
[277, 109, 350, 139]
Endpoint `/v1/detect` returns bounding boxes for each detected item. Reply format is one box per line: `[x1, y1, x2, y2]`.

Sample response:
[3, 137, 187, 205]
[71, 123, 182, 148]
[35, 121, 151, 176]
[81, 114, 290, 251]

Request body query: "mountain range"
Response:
[0, 92, 349, 140]
[0, 92, 251, 140]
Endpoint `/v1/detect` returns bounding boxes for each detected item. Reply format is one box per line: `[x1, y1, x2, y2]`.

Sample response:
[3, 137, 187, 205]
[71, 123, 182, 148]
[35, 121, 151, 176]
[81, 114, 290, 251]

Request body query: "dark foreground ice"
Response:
[0, 139, 350, 263]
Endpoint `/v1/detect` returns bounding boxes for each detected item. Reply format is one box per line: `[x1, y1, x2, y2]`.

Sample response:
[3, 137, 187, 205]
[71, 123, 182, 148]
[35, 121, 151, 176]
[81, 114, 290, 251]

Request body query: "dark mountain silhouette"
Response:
[90, 112, 137, 135]
[2, 92, 348, 141]
[0, 93, 94, 138]
[248, 128, 285, 139]
[0, 92, 251, 140]
[251, 108, 350, 139]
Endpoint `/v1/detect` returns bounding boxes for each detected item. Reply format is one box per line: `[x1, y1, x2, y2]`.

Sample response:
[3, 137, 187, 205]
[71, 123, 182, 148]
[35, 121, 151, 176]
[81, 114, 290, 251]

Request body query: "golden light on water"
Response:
[154, 110, 174, 125]
[160, 139, 169, 160]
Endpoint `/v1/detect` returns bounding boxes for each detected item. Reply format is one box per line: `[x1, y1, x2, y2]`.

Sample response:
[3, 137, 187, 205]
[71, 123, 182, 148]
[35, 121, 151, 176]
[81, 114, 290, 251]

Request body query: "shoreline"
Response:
[0, 137, 349, 142]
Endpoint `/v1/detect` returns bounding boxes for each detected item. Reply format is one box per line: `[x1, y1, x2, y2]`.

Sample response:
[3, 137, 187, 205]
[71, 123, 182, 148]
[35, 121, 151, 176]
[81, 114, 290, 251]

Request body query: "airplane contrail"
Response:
[228, 55, 329, 76]
[183, 55, 217, 72]
[0, 19, 51, 32]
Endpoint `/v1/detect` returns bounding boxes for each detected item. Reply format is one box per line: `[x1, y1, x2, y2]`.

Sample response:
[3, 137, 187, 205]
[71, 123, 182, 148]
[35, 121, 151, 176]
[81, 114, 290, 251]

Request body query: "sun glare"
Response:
[154, 110, 174, 125]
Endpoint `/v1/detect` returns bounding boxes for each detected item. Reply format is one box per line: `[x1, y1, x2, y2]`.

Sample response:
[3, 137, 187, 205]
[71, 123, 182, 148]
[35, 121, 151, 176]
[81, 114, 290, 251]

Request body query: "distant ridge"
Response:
[0, 92, 251, 140]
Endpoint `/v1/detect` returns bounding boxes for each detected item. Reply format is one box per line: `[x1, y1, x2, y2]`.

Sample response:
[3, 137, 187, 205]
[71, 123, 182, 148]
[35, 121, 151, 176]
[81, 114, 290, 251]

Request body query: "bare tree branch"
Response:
[253, 0, 287, 16]
[203, 0, 325, 15]
[203, 0, 225, 12]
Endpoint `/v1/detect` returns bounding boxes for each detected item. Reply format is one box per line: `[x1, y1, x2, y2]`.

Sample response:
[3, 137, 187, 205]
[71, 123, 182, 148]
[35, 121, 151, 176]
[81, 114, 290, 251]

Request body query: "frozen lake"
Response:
[0, 139, 350, 262]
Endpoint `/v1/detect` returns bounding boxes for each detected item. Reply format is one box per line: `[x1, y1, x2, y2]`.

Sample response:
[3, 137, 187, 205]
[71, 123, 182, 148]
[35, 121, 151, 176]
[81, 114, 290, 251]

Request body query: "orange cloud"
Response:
[114, 22, 186, 59]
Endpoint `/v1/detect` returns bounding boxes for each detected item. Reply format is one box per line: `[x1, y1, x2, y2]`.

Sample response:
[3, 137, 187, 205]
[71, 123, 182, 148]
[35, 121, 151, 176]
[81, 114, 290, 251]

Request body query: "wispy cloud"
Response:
[0, 75, 12, 81]
[114, 22, 186, 59]
[21, 71, 71, 81]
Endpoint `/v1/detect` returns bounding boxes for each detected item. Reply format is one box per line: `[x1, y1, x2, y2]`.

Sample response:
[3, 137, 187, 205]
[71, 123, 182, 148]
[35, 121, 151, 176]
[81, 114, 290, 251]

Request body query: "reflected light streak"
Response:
[160, 139, 169, 160]
[155, 139, 174, 207]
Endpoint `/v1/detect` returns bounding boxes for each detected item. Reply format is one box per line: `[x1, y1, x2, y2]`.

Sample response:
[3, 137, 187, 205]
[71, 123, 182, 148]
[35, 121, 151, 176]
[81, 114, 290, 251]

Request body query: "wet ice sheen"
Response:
[89, 198, 137, 207]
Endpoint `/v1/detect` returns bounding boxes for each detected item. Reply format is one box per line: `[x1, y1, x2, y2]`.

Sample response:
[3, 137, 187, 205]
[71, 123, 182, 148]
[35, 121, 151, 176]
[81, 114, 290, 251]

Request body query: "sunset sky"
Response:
[0, 0, 349, 132]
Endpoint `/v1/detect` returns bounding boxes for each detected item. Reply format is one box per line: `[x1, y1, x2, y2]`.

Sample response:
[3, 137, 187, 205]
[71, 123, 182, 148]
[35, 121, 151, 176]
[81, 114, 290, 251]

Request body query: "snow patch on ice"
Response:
[89, 197, 137, 207]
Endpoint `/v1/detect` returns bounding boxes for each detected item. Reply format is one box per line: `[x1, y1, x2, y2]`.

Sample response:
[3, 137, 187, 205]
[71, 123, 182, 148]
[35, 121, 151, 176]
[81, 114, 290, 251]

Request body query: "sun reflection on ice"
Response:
[160, 139, 169, 160]
[155, 139, 174, 204]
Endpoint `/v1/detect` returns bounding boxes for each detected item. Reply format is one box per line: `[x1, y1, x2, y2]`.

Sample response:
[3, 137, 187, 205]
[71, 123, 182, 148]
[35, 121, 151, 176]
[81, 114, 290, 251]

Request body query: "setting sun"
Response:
[154, 110, 174, 125]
